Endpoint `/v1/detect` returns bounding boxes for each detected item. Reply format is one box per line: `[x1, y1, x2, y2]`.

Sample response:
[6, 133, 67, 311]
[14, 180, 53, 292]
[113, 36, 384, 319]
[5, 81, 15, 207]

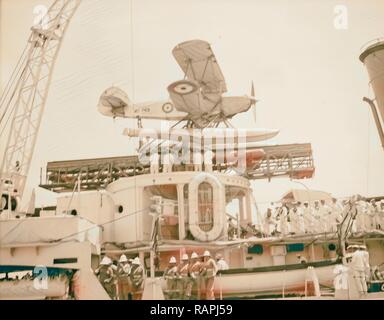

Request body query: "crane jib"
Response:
[0, 0, 82, 204]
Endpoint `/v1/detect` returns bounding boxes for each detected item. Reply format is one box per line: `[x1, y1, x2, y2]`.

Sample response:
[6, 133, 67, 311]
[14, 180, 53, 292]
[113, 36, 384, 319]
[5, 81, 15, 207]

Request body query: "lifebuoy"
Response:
[381, 283, 384, 292]
[188, 173, 225, 242]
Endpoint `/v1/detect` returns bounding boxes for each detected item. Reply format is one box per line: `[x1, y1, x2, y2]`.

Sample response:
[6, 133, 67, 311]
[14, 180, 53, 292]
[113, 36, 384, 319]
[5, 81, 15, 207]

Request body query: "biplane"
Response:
[98, 39, 266, 130]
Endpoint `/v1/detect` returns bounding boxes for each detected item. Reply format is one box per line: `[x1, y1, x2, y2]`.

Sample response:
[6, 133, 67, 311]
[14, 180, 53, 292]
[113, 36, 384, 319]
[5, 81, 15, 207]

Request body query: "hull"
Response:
[0, 278, 68, 300]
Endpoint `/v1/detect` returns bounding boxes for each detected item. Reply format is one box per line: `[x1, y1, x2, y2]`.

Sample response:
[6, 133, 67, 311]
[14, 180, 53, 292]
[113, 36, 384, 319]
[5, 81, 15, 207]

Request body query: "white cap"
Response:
[132, 257, 141, 265]
[119, 254, 128, 263]
[100, 256, 112, 265]
[181, 253, 189, 261]
[203, 250, 211, 257]
[191, 252, 199, 259]
[169, 256, 177, 264]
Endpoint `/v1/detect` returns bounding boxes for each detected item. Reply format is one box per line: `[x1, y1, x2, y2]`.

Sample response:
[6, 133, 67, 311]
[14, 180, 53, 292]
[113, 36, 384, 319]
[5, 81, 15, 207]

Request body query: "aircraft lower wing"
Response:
[167, 80, 218, 117]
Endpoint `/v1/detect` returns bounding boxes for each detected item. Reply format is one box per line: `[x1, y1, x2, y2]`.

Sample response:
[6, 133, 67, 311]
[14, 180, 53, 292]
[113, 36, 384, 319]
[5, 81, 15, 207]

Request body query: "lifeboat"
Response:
[0, 277, 68, 300]
[214, 149, 265, 167]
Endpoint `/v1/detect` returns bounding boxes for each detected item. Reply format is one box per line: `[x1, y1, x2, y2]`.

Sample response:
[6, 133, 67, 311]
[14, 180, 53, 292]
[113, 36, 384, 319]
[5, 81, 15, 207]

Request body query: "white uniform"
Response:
[288, 208, 300, 234]
[319, 204, 331, 233]
[276, 206, 289, 235]
[150, 152, 160, 174]
[296, 206, 306, 234]
[329, 202, 343, 232]
[366, 203, 377, 230]
[378, 204, 384, 230]
[263, 214, 276, 236]
[333, 264, 349, 290]
[312, 206, 322, 233]
[162, 152, 174, 173]
[193, 151, 203, 171]
[217, 259, 229, 271]
[204, 150, 214, 172]
[302, 206, 314, 233]
[351, 250, 369, 296]
[355, 202, 367, 233]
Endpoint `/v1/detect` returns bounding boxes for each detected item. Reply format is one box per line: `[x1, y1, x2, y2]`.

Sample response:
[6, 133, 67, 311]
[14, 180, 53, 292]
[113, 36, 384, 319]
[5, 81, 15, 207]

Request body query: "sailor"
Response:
[367, 199, 377, 231]
[350, 246, 370, 297]
[204, 149, 214, 172]
[227, 217, 237, 240]
[263, 208, 276, 236]
[360, 245, 371, 279]
[216, 253, 229, 271]
[163, 256, 179, 299]
[355, 200, 367, 233]
[14, 160, 21, 173]
[329, 198, 343, 232]
[130, 257, 144, 300]
[163, 151, 175, 173]
[149, 151, 160, 174]
[116, 254, 131, 300]
[295, 202, 306, 234]
[188, 252, 203, 299]
[177, 253, 190, 299]
[302, 202, 313, 233]
[312, 201, 322, 233]
[193, 151, 203, 172]
[319, 199, 331, 233]
[333, 264, 349, 299]
[378, 200, 384, 230]
[288, 205, 300, 234]
[296, 254, 308, 264]
[371, 199, 382, 230]
[95, 256, 116, 299]
[200, 250, 218, 300]
[276, 205, 289, 236]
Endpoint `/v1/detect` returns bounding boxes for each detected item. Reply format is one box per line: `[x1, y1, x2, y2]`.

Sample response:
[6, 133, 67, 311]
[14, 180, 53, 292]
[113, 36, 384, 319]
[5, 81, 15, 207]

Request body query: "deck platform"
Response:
[39, 143, 315, 193]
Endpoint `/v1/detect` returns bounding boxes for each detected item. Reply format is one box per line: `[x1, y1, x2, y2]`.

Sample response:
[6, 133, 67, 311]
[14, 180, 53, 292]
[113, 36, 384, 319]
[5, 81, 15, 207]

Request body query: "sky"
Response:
[0, 0, 383, 211]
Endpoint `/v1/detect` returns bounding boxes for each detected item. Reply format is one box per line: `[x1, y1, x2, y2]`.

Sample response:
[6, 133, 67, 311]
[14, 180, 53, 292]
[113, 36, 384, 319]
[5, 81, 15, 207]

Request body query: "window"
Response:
[198, 182, 214, 231]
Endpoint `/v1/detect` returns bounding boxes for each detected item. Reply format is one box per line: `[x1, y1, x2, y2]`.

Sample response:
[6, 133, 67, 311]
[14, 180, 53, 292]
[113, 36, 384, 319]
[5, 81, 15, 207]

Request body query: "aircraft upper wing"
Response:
[172, 40, 227, 94]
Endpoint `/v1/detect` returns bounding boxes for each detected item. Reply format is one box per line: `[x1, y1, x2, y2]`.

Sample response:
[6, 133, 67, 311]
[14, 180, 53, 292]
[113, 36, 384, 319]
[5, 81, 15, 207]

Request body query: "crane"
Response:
[0, 0, 81, 213]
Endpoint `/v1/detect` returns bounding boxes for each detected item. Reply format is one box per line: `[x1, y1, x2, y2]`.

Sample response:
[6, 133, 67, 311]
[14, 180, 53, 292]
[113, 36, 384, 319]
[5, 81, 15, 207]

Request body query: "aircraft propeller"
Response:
[250, 81, 258, 123]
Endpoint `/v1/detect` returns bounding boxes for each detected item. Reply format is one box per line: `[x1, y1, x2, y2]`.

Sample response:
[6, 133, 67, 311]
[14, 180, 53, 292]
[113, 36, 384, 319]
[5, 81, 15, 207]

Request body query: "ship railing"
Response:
[360, 37, 384, 53]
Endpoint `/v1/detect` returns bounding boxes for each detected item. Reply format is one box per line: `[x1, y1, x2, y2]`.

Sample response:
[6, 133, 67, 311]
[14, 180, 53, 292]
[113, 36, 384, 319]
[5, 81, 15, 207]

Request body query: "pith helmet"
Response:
[100, 256, 112, 265]
[181, 253, 189, 261]
[169, 256, 177, 264]
[132, 257, 141, 265]
[203, 250, 211, 257]
[119, 254, 128, 263]
[191, 252, 199, 259]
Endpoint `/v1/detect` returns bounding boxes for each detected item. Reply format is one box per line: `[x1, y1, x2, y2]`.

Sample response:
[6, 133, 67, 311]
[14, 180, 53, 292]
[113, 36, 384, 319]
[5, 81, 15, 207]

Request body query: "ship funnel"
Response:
[360, 40, 384, 149]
